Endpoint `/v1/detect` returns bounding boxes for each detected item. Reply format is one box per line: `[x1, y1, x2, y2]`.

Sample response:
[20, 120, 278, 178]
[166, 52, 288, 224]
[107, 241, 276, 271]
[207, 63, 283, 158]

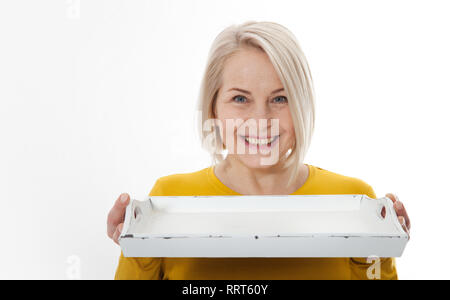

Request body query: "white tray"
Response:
[119, 194, 408, 258]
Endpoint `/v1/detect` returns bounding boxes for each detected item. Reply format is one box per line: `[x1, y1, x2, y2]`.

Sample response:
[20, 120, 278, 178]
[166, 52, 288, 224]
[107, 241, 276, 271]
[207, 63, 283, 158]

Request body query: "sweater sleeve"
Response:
[114, 179, 165, 280]
[348, 180, 399, 280]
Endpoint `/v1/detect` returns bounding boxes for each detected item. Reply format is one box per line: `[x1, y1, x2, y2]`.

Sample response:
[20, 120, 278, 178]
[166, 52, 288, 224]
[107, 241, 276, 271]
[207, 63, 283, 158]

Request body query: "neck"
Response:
[214, 156, 308, 195]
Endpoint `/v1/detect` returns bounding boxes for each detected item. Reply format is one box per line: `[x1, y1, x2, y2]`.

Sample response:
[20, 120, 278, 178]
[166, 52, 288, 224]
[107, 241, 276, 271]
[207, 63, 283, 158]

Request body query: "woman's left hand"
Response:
[382, 193, 411, 239]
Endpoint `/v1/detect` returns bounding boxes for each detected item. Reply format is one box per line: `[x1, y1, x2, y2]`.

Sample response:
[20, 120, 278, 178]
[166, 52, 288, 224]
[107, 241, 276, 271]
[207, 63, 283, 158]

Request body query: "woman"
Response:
[107, 21, 411, 280]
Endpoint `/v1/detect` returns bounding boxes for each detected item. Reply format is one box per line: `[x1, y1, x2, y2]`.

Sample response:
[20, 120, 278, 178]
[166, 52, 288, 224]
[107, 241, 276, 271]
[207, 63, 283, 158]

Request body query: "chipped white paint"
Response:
[119, 195, 409, 258]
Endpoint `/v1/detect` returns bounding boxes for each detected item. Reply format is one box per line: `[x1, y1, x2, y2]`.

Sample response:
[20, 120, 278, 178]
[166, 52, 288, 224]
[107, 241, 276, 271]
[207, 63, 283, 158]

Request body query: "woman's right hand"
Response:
[107, 193, 130, 245]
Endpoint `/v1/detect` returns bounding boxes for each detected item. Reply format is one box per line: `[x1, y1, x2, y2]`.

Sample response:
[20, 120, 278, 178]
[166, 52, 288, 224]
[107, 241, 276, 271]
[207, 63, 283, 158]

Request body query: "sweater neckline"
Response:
[207, 163, 315, 195]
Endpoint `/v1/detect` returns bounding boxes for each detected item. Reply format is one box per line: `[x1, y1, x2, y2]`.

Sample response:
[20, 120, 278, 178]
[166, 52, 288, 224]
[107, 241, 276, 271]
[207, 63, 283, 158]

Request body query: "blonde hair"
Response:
[197, 21, 316, 185]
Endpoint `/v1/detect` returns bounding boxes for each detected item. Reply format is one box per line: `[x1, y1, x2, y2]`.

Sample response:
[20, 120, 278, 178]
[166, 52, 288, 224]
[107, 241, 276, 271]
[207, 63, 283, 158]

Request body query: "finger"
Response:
[394, 200, 411, 230]
[112, 228, 120, 245]
[385, 193, 398, 204]
[112, 223, 124, 245]
[398, 216, 410, 240]
[386, 193, 411, 230]
[107, 193, 130, 239]
[399, 216, 409, 235]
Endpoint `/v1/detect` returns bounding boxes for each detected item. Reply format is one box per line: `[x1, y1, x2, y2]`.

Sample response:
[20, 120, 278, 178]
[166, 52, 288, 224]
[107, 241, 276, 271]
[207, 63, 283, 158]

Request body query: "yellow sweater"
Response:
[114, 164, 398, 280]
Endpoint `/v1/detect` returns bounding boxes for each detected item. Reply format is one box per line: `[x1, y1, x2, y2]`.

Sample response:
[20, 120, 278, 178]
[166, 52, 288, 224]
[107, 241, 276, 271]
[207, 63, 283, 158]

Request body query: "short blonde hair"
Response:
[197, 21, 316, 185]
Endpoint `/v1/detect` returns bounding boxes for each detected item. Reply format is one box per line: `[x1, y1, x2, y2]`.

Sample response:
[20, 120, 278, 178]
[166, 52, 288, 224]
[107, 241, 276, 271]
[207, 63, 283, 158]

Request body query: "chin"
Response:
[236, 154, 281, 169]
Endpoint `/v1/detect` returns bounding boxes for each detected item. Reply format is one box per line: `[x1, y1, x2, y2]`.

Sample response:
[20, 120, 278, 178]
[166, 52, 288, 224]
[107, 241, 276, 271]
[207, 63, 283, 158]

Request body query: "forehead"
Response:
[221, 47, 283, 89]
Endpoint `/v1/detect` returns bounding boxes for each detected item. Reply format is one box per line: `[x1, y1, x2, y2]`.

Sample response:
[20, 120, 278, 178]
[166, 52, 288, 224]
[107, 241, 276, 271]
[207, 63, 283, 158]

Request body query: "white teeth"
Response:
[244, 136, 277, 145]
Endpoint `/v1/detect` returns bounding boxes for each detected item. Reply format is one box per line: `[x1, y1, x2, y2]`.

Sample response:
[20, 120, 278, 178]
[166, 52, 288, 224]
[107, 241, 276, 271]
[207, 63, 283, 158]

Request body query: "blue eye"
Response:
[273, 96, 288, 103]
[233, 95, 247, 103]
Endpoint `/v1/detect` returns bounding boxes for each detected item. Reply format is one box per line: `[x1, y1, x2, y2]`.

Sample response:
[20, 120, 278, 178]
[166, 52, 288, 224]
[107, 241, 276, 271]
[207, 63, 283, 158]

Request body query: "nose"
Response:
[252, 101, 272, 120]
[243, 101, 274, 135]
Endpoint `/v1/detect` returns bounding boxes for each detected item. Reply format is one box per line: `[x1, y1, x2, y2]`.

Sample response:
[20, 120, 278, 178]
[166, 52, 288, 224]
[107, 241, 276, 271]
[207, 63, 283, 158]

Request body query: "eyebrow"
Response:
[227, 87, 284, 95]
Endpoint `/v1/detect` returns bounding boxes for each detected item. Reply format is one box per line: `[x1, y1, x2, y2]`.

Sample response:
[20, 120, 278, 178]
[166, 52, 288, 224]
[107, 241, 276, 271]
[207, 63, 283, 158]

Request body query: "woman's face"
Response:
[214, 46, 295, 168]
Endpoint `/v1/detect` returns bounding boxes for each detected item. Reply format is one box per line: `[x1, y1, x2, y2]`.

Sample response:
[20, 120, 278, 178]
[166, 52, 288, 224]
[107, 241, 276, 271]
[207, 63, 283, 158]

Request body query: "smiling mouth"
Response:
[240, 135, 280, 146]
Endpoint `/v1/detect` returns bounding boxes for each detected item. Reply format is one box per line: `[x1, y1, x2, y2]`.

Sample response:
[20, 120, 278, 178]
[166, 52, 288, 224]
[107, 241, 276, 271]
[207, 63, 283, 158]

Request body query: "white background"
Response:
[0, 0, 448, 279]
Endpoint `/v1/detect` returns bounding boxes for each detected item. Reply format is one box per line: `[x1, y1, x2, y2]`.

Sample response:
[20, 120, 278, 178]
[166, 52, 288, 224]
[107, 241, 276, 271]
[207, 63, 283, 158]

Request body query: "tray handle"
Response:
[379, 196, 407, 235]
[119, 199, 137, 241]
